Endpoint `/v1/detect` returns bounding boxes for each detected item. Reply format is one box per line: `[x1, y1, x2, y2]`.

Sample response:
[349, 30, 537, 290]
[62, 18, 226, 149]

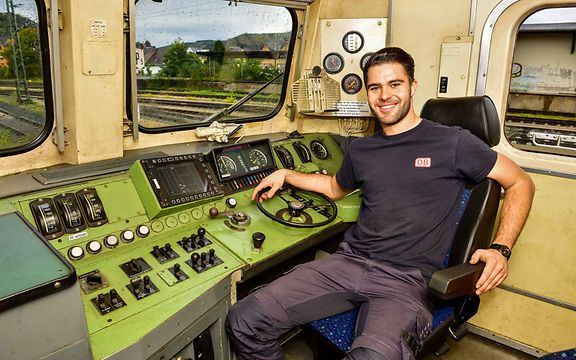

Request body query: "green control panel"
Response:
[1, 134, 361, 359]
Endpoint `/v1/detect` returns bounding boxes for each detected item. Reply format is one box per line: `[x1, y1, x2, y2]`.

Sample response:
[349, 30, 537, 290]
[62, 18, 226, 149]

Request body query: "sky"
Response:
[136, 0, 292, 47]
[0, 0, 38, 22]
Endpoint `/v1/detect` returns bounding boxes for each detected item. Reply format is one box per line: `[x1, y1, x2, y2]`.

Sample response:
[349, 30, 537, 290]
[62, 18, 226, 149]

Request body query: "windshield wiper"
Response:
[204, 72, 283, 123]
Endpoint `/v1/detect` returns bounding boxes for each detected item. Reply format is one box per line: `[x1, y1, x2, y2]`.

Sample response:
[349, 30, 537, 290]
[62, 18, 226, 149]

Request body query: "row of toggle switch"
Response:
[228, 170, 274, 191]
[67, 224, 151, 261]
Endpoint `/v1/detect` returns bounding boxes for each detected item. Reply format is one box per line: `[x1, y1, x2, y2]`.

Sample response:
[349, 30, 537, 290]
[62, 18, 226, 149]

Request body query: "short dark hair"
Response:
[362, 47, 415, 87]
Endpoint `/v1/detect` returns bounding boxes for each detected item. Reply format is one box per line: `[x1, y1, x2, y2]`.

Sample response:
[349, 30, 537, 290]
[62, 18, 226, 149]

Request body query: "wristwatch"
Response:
[489, 243, 512, 260]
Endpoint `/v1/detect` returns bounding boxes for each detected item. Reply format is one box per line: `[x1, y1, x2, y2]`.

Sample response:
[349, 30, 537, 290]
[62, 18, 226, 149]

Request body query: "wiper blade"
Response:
[204, 72, 283, 123]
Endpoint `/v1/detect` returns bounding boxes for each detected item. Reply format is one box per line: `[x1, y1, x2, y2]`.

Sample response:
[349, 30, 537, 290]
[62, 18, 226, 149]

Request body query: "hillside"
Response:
[0, 12, 37, 38]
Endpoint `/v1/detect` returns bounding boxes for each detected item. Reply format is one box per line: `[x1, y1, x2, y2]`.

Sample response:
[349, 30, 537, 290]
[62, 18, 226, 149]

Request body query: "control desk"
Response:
[0, 133, 362, 360]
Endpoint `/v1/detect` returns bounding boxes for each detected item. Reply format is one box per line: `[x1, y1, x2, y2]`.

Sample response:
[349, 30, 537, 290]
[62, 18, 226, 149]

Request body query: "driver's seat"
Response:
[306, 95, 502, 358]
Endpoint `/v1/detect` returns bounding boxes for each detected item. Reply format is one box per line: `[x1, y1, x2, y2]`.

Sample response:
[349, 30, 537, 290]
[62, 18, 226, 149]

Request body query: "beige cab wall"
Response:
[0, 0, 126, 177]
[468, 0, 576, 354]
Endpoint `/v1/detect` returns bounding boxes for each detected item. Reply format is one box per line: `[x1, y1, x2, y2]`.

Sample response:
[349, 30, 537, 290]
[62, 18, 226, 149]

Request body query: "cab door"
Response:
[469, 1, 576, 355]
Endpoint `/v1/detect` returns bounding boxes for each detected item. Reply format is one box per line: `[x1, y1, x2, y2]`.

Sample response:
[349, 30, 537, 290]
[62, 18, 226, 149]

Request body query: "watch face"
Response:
[491, 244, 511, 259]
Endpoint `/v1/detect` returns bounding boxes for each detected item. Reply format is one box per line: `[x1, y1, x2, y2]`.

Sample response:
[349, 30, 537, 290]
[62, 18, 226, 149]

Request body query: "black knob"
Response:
[173, 263, 182, 277]
[252, 232, 266, 251]
[191, 252, 200, 263]
[164, 243, 172, 253]
[197, 227, 206, 239]
[209, 248, 216, 258]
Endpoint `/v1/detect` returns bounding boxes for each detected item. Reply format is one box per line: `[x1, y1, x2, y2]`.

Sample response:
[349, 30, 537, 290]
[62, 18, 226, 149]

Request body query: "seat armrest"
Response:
[428, 263, 485, 300]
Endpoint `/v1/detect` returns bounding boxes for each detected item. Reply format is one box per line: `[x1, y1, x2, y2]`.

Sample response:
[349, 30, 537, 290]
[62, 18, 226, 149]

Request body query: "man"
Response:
[226, 47, 535, 360]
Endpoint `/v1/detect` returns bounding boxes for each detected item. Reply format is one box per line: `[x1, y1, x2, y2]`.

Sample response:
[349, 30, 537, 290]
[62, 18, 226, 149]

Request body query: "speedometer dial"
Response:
[217, 155, 237, 178]
[341, 73, 363, 95]
[248, 148, 268, 169]
[323, 52, 344, 74]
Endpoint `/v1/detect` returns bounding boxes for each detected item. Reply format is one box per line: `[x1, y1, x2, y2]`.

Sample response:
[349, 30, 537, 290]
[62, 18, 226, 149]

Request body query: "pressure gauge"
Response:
[323, 52, 344, 74]
[360, 52, 374, 71]
[342, 31, 364, 54]
[341, 73, 363, 95]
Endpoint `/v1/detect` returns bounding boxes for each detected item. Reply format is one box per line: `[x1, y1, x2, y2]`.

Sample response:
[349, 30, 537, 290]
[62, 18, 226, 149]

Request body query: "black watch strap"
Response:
[489, 243, 512, 260]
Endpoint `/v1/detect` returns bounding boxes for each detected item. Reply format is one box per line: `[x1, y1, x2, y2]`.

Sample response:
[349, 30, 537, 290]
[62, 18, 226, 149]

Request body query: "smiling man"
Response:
[225, 47, 535, 360]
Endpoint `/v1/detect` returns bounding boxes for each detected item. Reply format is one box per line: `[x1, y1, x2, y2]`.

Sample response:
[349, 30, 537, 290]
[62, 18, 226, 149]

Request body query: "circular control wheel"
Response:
[255, 186, 337, 228]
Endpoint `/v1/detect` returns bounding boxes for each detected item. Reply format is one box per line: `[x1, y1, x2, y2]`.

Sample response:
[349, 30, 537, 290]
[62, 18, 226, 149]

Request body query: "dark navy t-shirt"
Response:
[335, 119, 497, 281]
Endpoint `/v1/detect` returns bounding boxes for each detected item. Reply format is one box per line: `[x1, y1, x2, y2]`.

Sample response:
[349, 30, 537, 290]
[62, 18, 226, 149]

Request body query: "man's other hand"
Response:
[469, 248, 509, 295]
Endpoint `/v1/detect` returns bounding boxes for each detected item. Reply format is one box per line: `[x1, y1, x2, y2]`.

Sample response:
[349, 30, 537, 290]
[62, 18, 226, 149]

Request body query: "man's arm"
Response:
[470, 153, 535, 295]
[251, 169, 352, 202]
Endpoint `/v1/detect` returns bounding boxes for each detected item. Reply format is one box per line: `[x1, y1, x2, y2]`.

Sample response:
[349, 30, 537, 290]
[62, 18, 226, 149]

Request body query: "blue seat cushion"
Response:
[539, 349, 576, 360]
[310, 305, 455, 353]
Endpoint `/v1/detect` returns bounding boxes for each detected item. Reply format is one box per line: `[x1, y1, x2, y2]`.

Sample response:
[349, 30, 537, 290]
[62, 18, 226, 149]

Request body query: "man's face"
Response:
[366, 62, 417, 128]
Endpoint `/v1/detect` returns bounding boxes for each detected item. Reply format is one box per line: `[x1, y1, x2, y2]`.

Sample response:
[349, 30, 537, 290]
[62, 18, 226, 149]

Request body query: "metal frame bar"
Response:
[475, 0, 519, 95]
[128, 0, 139, 140]
[50, 0, 65, 152]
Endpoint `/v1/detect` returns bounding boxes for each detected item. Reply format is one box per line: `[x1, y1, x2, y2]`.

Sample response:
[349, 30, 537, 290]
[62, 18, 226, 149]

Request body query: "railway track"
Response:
[505, 113, 576, 155]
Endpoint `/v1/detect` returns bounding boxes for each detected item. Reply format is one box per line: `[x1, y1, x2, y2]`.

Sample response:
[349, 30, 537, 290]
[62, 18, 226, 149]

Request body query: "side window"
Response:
[505, 7, 576, 157]
[135, 0, 295, 131]
[0, 0, 51, 155]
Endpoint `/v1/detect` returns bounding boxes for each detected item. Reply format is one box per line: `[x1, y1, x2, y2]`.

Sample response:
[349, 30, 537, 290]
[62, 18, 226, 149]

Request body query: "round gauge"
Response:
[360, 52, 374, 71]
[217, 155, 237, 177]
[310, 140, 329, 160]
[342, 31, 364, 54]
[323, 52, 344, 74]
[341, 73, 363, 95]
[248, 148, 268, 168]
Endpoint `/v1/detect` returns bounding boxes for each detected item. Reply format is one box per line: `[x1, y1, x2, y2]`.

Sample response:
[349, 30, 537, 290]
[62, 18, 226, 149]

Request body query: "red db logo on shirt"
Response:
[415, 157, 431, 168]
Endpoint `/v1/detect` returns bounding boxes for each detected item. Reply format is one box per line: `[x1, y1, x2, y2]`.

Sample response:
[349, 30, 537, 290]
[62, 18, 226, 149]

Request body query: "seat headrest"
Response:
[420, 96, 501, 147]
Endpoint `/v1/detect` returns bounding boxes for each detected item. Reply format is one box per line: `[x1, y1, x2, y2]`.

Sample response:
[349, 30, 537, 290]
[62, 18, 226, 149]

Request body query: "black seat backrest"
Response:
[420, 96, 502, 266]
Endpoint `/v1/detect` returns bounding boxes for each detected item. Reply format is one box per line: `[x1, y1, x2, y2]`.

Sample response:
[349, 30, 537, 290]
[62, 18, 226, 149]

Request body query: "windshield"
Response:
[134, 0, 295, 131]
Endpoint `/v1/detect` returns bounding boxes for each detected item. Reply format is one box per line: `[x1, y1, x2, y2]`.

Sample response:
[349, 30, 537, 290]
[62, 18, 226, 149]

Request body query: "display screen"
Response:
[141, 154, 221, 208]
[153, 162, 207, 196]
[212, 139, 275, 181]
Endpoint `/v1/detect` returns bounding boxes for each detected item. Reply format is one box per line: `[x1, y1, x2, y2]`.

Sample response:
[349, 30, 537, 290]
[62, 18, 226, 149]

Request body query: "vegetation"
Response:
[1, 27, 42, 80]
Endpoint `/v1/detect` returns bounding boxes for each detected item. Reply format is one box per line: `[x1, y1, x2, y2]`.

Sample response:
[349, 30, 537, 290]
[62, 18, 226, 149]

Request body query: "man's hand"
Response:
[469, 248, 509, 295]
[251, 169, 288, 202]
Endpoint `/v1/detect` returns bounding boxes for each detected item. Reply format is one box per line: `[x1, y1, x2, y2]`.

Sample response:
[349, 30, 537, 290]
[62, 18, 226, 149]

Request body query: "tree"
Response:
[213, 40, 225, 65]
[1, 27, 42, 80]
[158, 39, 201, 78]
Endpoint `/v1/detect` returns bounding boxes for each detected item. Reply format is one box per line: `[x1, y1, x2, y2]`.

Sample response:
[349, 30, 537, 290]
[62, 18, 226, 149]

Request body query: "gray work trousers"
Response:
[226, 243, 433, 360]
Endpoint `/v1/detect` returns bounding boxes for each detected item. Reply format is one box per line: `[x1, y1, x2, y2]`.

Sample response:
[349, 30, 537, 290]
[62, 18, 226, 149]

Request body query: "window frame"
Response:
[130, 4, 298, 134]
[0, 0, 54, 157]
